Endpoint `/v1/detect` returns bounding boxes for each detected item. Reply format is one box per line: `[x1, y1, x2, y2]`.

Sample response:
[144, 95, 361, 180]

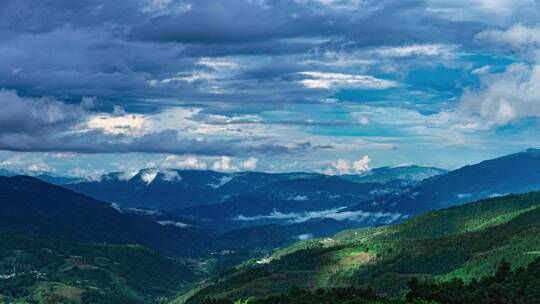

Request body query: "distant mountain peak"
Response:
[348, 148, 540, 217]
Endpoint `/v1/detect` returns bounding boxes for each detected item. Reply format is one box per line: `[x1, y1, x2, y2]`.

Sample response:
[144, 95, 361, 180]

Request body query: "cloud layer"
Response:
[233, 207, 404, 224]
[1, 1, 540, 175]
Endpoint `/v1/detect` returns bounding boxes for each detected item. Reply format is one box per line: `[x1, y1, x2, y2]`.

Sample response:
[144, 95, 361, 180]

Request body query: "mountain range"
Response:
[68, 149, 540, 233]
[63, 166, 444, 232]
[2, 149, 540, 303]
[66, 165, 445, 211]
[0, 175, 365, 257]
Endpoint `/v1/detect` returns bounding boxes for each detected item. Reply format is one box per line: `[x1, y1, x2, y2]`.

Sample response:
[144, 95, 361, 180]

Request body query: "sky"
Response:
[1, 0, 540, 178]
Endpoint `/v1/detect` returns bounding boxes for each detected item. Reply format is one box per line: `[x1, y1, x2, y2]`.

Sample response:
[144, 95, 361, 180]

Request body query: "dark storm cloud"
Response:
[130, 1, 290, 44]
[0, 129, 322, 156]
[1, 0, 537, 157]
[129, 0, 481, 47]
[0, 90, 86, 134]
[0, 0, 486, 107]
[0, 0, 140, 36]
[0, 90, 323, 156]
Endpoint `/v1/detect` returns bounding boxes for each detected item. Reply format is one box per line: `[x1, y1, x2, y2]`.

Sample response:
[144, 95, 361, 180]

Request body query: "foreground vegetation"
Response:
[202, 257, 540, 304]
[203, 287, 430, 304]
[408, 257, 540, 303]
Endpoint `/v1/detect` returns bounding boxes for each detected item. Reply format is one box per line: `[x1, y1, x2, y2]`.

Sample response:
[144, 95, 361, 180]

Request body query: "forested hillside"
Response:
[182, 191, 540, 303]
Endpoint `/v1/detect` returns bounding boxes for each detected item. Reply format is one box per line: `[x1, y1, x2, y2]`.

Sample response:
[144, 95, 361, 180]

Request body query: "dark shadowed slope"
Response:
[0, 176, 360, 257]
[0, 176, 212, 257]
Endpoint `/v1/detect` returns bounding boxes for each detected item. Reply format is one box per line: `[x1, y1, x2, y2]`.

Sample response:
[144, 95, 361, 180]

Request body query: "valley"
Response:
[0, 150, 540, 303]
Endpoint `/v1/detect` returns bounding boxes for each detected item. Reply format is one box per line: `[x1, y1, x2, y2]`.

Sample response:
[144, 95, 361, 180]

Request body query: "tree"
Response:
[494, 259, 511, 282]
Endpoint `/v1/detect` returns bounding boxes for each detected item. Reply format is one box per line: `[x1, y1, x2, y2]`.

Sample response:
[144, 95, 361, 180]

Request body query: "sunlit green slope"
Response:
[181, 190, 540, 303]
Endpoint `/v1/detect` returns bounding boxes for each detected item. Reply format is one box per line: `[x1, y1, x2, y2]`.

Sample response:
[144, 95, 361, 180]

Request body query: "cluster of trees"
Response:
[408, 258, 540, 304]
[203, 286, 433, 304]
[205, 258, 540, 304]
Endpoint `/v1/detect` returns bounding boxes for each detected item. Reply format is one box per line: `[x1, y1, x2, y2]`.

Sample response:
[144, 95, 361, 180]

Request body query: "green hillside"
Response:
[0, 230, 206, 304]
[180, 191, 540, 303]
[202, 286, 435, 304]
[200, 257, 540, 304]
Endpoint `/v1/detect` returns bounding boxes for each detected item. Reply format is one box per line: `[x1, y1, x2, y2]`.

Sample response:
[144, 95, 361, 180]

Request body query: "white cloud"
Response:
[140, 0, 192, 16]
[136, 168, 182, 183]
[427, 0, 537, 21]
[157, 220, 190, 228]
[295, 0, 371, 12]
[331, 159, 352, 175]
[296, 233, 313, 240]
[147, 72, 226, 94]
[0, 155, 56, 174]
[46, 152, 77, 158]
[475, 23, 540, 52]
[83, 106, 200, 139]
[172, 72, 215, 83]
[69, 167, 106, 181]
[291, 195, 308, 201]
[110, 202, 123, 213]
[241, 157, 258, 171]
[374, 44, 455, 58]
[324, 155, 371, 175]
[233, 207, 403, 224]
[300, 51, 373, 68]
[0, 156, 23, 167]
[205, 156, 258, 172]
[201, 113, 262, 125]
[198, 57, 239, 69]
[298, 71, 398, 89]
[459, 63, 540, 125]
[116, 171, 140, 181]
[352, 155, 371, 172]
[141, 170, 158, 184]
[212, 156, 235, 171]
[160, 155, 208, 170]
[146, 155, 258, 173]
[149, 72, 217, 87]
[357, 116, 369, 125]
[471, 65, 492, 75]
[161, 170, 182, 181]
[207, 176, 233, 189]
[27, 162, 54, 173]
[85, 114, 147, 136]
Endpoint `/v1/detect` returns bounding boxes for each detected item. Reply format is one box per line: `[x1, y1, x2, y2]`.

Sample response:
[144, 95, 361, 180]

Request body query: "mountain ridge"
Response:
[65, 165, 445, 211]
[0, 175, 215, 257]
[346, 149, 540, 219]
